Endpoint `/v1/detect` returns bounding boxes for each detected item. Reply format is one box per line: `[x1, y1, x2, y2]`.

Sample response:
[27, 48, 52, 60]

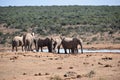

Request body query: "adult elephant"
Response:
[61, 37, 83, 54]
[23, 33, 35, 51]
[35, 37, 53, 52]
[12, 36, 24, 52]
[51, 36, 62, 53]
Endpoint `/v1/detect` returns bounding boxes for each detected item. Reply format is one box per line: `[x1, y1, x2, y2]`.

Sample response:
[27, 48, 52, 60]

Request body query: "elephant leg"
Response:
[52, 47, 56, 53]
[48, 45, 52, 52]
[26, 45, 29, 51]
[36, 46, 39, 52]
[30, 44, 32, 51]
[24, 45, 27, 51]
[80, 44, 83, 54]
[16, 47, 18, 52]
[69, 49, 71, 53]
[57, 45, 60, 53]
[26, 46, 28, 51]
[71, 48, 74, 53]
[27, 45, 29, 51]
[28, 46, 30, 51]
[28, 44, 32, 51]
[53, 46, 57, 53]
[58, 47, 60, 53]
[76, 48, 78, 53]
[74, 48, 78, 53]
[12, 46, 14, 52]
[48, 46, 50, 52]
[22, 46, 24, 51]
[41, 47, 43, 52]
[64, 48, 67, 54]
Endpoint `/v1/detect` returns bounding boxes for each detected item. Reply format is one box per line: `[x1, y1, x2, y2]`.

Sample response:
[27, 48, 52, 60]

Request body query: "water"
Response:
[36, 49, 120, 53]
[82, 49, 120, 53]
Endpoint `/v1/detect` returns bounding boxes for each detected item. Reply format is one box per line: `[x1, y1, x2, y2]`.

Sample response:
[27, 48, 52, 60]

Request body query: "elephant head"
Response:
[51, 36, 62, 53]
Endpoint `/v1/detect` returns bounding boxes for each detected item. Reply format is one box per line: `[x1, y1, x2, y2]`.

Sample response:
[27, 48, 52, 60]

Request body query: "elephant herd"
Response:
[12, 33, 83, 54]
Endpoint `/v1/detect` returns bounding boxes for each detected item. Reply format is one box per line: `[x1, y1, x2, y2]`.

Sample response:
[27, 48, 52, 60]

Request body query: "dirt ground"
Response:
[0, 44, 120, 80]
[0, 51, 120, 80]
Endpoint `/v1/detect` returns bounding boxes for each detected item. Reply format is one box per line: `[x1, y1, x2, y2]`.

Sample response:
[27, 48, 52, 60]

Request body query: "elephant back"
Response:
[12, 36, 23, 47]
[63, 37, 73, 42]
[37, 37, 52, 46]
[61, 37, 74, 49]
[23, 33, 34, 44]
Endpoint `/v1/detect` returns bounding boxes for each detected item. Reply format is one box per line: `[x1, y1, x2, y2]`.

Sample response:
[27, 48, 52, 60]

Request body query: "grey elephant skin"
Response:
[23, 33, 35, 51]
[52, 36, 62, 53]
[12, 36, 24, 52]
[35, 37, 53, 52]
[61, 37, 83, 54]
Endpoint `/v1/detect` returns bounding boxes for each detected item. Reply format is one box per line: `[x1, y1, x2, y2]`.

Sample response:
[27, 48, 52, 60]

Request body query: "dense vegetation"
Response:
[0, 6, 120, 44]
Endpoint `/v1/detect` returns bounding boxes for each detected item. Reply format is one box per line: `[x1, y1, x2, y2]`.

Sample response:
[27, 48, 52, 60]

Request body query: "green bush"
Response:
[0, 32, 3, 36]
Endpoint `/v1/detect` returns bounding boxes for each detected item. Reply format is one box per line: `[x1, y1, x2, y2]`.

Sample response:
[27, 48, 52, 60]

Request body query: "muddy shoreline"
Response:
[0, 44, 120, 52]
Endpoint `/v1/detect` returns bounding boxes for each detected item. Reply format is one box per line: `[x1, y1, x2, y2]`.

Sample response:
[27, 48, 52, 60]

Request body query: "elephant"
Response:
[61, 37, 83, 54]
[73, 37, 83, 53]
[35, 37, 54, 52]
[51, 36, 62, 53]
[12, 36, 24, 52]
[23, 33, 35, 51]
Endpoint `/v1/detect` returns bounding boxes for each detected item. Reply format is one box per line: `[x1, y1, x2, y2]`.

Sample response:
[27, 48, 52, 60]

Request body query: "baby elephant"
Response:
[12, 36, 24, 52]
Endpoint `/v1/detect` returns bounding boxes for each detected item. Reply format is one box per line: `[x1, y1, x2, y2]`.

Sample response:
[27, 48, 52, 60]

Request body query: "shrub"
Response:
[115, 37, 120, 40]
[92, 37, 97, 42]
[0, 32, 3, 36]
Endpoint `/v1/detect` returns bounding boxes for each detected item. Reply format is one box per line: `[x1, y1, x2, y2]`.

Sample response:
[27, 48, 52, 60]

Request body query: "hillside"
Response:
[0, 6, 120, 46]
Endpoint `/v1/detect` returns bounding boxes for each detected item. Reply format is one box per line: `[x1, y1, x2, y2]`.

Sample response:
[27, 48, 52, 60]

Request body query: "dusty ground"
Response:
[0, 51, 120, 80]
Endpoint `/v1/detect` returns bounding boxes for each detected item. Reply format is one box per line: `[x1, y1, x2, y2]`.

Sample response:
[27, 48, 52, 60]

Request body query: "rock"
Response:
[57, 67, 62, 69]
[23, 73, 27, 75]
[45, 73, 50, 75]
[91, 64, 94, 66]
[38, 73, 42, 76]
[104, 64, 112, 67]
[34, 73, 42, 76]
[76, 75, 82, 78]
[102, 57, 112, 61]
[34, 74, 38, 76]
[83, 62, 89, 65]
[98, 62, 103, 65]
[64, 71, 77, 77]
[49, 58, 53, 60]
[69, 67, 73, 69]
